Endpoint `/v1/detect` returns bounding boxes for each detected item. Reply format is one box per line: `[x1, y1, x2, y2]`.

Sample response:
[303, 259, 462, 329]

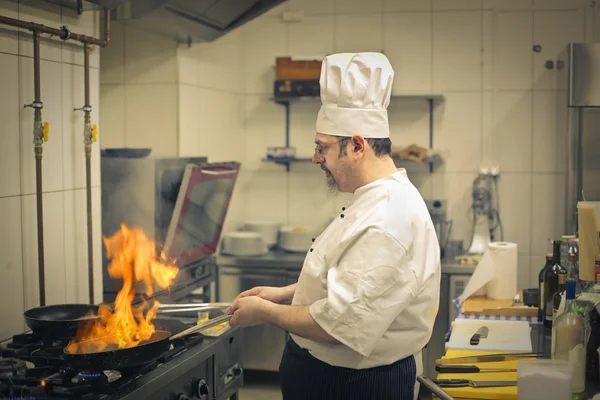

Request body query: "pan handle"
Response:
[170, 314, 232, 340]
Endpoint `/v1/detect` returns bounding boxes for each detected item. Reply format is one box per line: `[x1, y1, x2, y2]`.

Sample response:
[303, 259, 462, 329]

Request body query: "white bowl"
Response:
[278, 226, 317, 253]
[221, 231, 268, 256]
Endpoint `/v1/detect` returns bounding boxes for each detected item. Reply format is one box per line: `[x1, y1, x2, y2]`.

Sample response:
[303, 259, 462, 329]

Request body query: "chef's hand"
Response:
[233, 286, 290, 304]
[226, 296, 272, 328]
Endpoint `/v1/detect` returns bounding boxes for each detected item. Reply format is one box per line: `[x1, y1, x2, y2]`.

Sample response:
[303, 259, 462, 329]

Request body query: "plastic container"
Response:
[517, 359, 572, 400]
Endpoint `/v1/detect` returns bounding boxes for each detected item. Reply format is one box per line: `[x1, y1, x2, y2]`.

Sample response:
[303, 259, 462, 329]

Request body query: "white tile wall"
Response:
[491, 12, 533, 90]
[244, 95, 287, 170]
[432, 11, 483, 92]
[498, 172, 533, 255]
[531, 173, 567, 255]
[335, 14, 383, 53]
[532, 91, 567, 173]
[291, 0, 335, 14]
[243, 171, 289, 222]
[490, 91, 532, 173]
[19, 58, 64, 194]
[388, 98, 431, 148]
[484, 0, 533, 10]
[335, 0, 383, 14]
[98, 84, 125, 148]
[532, 0, 589, 10]
[0, 196, 25, 340]
[533, 10, 585, 90]
[288, 100, 321, 158]
[124, 25, 178, 84]
[0, 2, 103, 340]
[61, 9, 100, 67]
[433, 0, 483, 11]
[99, 21, 124, 84]
[0, 53, 21, 198]
[518, 255, 532, 289]
[289, 15, 335, 58]
[383, 13, 432, 95]
[384, 0, 432, 12]
[288, 170, 337, 226]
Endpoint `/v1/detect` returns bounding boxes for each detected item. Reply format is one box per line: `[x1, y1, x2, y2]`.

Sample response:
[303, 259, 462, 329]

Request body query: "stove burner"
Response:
[0, 358, 28, 377]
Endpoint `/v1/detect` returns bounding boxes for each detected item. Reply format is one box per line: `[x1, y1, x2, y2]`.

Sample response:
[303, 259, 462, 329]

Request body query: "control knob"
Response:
[195, 379, 209, 400]
[176, 394, 189, 400]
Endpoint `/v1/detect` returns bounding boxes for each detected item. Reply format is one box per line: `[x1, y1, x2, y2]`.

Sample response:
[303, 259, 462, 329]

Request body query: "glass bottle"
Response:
[552, 280, 590, 400]
[544, 240, 568, 329]
[538, 253, 553, 322]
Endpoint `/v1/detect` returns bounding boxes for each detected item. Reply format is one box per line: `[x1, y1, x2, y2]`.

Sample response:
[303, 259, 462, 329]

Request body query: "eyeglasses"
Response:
[314, 139, 343, 157]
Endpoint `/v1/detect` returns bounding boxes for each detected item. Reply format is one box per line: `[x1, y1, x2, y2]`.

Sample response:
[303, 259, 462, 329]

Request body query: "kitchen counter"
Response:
[217, 249, 474, 274]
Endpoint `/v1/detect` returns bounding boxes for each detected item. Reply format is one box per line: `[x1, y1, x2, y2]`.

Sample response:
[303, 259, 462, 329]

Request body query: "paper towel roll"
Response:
[486, 242, 518, 300]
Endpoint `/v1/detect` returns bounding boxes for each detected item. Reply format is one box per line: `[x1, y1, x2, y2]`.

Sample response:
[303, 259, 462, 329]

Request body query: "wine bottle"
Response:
[544, 240, 568, 328]
[538, 253, 553, 322]
[552, 279, 590, 400]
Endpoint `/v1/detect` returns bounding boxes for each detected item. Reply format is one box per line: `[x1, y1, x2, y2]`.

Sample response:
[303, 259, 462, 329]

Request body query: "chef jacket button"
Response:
[340, 214, 345, 218]
[312, 238, 315, 242]
[342, 207, 346, 211]
[310, 248, 314, 252]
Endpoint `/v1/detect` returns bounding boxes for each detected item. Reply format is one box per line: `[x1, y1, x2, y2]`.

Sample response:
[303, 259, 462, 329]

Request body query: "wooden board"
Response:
[436, 349, 519, 400]
[462, 295, 538, 317]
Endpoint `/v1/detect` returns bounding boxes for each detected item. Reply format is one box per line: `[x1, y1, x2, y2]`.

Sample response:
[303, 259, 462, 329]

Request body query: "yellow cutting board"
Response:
[436, 349, 519, 400]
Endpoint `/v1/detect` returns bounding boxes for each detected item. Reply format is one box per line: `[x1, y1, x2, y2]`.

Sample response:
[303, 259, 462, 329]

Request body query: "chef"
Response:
[226, 52, 441, 400]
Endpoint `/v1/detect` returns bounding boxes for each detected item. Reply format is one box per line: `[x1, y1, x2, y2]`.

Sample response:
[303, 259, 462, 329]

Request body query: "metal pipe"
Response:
[31, 31, 46, 307]
[0, 9, 111, 47]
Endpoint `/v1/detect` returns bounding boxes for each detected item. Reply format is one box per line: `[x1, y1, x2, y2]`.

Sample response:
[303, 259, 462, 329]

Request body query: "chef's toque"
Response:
[315, 52, 394, 139]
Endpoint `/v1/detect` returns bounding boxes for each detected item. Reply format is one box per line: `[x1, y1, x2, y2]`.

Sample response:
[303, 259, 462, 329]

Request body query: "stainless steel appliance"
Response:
[558, 43, 600, 233]
[101, 157, 239, 304]
[218, 265, 301, 371]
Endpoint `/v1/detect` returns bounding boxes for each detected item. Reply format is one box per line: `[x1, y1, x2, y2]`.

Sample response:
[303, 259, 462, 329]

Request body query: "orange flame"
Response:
[66, 225, 178, 354]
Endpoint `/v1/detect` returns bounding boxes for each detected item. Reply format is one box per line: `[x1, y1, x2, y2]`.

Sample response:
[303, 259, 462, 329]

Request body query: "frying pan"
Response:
[63, 314, 232, 370]
[24, 304, 104, 337]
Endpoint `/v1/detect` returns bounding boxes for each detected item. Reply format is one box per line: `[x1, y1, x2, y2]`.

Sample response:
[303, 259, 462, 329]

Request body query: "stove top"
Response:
[0, 319, 224, 399]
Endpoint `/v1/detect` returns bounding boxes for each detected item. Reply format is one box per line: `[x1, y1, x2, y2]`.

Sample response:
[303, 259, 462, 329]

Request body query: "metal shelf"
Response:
[268, 94, 445, 172]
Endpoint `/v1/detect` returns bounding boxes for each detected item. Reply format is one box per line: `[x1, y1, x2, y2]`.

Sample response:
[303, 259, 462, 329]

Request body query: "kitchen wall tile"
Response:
[263, 1, 289, 18]
[100, 21, 125, 84]
[433, 0, 483, 11]
[595, 6, 600, 43]
[242, 18, 287, 94]
[98, 84, 125, 148]
[490, 91, 532, 173]
[482, 11, 492, 91]
[177, 52, 198, 86]
[124, 25, 178, 84]
[585, 3, 594, 42]
[335, 0, 383, 14]
[481, 90, 493, 163]
[0, 54, 21, 197]
[289, 15, 334, 58]
[384, 0, 432, 12]
[432, 11, 482, 92]
[90, 68, 100, 186]
[491, 11, 533, 90]
[388, 98, 431, 148]
[61, 64, 100, 189]
[290, 0, 335, 15]
[178, 84, 200, 156]
[483, 0, 533, 10]
[288, 170, 338, 228]
[518, 255, 532, 290]
[124, 83, 178, 157]
[243, 171, 289, 223]
[497, 172, 533, 255]
[0, 0, 19, 55]
[383, 13, 432, 95]
[334, 14, 383, 53]
[288, 100, 321, 158]
[62, 187, 103, 304]
[533, 10, 585, 90]
[19, 58, 64, 194]
[244, 95, 287, 171]
[431, 172, 479, 248]
[531, 173, 566, 255]
[432, 93, 482, 172]
[0, 196, 25, 340]
[530, 254, 545, 290]
[409, 172, 435, 199]
[61, 9, 100, 67]
[533, 91, 567, 173]
[222, 168, 251, 235]
[188, 28, 245, 93]
[21, 192, 66, 310]
[18, 0, 63, 62]
[533, 0, 588, 10]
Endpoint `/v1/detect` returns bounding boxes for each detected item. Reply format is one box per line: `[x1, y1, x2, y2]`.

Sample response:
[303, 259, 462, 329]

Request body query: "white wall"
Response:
[226, 0, 595, 290]
[0, 0, 103, 340]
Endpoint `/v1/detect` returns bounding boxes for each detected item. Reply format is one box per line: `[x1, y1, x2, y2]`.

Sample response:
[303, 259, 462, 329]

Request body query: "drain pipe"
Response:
[24, 31, 48, 306]
[75, 43, 97, 304]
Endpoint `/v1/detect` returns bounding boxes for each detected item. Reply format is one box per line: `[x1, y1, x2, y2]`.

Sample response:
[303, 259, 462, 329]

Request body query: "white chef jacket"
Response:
[290, 169, 441, 370]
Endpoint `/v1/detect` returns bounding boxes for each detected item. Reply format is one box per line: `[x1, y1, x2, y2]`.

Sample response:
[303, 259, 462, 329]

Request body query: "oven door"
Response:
[219, 266, 288, 371]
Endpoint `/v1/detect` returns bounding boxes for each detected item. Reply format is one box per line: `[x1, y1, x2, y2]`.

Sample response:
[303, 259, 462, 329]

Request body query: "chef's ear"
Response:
[350, 135, 366, 155]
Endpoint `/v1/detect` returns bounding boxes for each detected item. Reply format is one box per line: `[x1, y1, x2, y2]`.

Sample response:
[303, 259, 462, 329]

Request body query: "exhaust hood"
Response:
[112, 0, 287, 43]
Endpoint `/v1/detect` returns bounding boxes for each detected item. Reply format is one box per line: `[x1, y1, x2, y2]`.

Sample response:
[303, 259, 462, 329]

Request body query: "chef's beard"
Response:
[321, 166, 338, 191]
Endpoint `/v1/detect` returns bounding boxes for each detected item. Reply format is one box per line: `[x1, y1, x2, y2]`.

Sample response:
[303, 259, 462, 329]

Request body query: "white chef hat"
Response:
[315, 52, 394, 139]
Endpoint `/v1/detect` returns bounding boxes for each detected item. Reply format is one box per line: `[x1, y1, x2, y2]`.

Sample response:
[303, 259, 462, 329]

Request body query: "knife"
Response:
[436, 352, 542, 365]
[436, 365, 517, 373]
[470, 326, 489, 346]
[434, 379, 517, 388]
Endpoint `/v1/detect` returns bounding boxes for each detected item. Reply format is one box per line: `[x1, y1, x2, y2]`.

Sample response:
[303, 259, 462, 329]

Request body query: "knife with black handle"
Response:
[434, 379, 517, 388]
[436, 365, 517, 373]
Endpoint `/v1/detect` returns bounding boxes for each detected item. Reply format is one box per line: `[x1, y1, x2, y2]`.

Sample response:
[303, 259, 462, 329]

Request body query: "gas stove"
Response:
[0, 318, 243, 400]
